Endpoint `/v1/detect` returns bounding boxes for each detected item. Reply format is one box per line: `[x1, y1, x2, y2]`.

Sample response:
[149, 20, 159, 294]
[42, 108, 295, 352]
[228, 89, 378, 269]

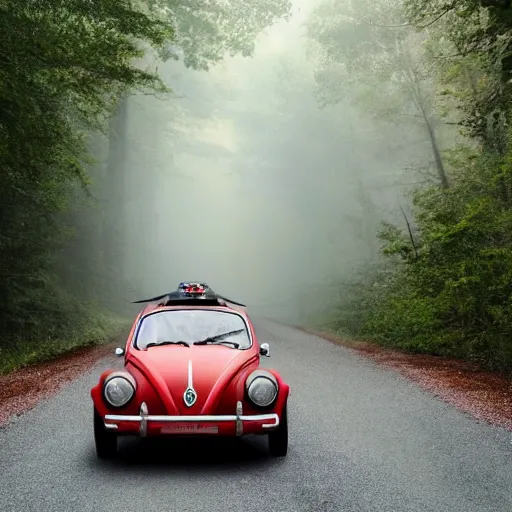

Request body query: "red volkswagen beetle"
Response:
[91, 289, 290, 459]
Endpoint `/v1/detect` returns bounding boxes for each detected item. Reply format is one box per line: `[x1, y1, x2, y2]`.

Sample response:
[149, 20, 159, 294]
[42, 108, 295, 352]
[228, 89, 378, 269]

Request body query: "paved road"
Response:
[1, 319, 512, 512]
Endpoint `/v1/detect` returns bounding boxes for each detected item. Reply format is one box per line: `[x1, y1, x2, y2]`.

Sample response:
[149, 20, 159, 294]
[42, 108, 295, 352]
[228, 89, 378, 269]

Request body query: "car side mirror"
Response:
[115, 347, 125, 357]
[259, 343, 270, 357]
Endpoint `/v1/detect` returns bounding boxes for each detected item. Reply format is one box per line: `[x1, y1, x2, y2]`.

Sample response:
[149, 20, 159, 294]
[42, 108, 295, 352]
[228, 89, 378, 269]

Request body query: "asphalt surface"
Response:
[1, 319, 512, 512]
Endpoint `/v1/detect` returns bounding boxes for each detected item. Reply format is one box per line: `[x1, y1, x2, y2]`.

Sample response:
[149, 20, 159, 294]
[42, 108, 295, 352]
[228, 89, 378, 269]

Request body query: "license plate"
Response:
[160, 424, 219, 434]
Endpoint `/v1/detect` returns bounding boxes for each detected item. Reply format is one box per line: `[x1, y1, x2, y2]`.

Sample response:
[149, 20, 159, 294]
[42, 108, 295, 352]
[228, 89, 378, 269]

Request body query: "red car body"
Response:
[91, 300, 290, 458]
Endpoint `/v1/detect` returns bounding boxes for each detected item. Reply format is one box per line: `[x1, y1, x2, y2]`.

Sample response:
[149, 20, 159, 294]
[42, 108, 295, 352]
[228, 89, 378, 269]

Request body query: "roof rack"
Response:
[133, 288, 246, 308]
[159, 290, 224, 307]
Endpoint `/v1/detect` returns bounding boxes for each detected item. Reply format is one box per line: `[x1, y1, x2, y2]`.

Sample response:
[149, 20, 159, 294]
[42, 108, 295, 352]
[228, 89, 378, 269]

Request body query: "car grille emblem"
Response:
[183, 360, 197, 407]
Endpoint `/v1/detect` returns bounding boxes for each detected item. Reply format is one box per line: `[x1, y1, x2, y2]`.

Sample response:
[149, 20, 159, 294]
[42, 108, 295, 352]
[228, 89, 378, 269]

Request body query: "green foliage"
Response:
[154, 0, 292, 70]
[405, 0, 512, 149]
[0, 0, 170, 352]
[307, 0, 435, 117]
[0, 294, 130, 375]
[341, 141, 512, 370]
[310, 260, 401, 338]
[311, 0, 512, 371]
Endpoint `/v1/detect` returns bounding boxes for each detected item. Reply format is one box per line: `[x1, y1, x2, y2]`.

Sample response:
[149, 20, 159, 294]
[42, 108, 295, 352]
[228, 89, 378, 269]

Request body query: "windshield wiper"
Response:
[193, 339, 240, 348]
[193, 328, 245, 348]
[145, 341, 190, 349]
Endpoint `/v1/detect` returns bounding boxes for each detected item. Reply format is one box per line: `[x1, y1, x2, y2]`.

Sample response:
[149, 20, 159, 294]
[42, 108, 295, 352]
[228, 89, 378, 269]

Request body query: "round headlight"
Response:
[103, 376, 135, 408]
[247, 376, 278, 407]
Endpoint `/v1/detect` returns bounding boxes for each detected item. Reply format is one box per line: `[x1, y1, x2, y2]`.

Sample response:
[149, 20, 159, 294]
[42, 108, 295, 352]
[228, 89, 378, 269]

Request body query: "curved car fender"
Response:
[214, 361, 262, 414]
[91, 365, 170, 418]
[216, 365, 290, 416]
[125, 354, 180, 414]
[237, 367, 290, 400]
[199, 352, 260, 414]
[263, 368, 290, 415]
[91, 369, 145, 417]
[91, 369, 119, 416]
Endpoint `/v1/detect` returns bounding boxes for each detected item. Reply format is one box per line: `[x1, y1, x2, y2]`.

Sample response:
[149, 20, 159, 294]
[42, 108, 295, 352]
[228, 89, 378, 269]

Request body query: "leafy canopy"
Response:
[152, 0, 292, 70]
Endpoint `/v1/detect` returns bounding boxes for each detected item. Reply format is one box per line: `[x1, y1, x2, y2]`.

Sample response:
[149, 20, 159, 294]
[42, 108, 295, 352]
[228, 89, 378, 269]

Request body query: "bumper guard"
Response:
[104, 400, 279, 437]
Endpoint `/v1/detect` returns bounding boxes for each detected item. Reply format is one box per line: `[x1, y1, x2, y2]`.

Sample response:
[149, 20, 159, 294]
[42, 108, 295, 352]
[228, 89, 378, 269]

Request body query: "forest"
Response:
[3, 0, 512, 375]
[0, 0, 291, 373]
[308, 0, 512, 372]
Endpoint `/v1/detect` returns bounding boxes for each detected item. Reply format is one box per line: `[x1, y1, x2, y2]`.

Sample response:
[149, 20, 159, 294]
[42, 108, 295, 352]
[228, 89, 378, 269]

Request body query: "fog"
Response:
[101, 0, 445, 323]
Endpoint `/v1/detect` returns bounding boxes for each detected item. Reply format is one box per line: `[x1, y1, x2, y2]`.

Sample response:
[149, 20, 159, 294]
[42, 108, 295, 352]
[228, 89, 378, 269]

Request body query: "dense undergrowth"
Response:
[308, 0, 512, 372]
[0, 303, 130, 375]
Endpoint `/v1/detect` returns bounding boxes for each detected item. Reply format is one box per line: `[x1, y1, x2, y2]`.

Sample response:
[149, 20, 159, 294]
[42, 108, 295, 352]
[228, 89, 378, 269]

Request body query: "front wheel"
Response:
[268, 402, 288, 457]
[94, 408, 117, 459]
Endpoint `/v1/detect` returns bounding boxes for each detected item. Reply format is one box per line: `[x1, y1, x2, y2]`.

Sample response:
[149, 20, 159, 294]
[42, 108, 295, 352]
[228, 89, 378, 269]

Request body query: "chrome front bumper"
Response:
[104, 400, 279, 437]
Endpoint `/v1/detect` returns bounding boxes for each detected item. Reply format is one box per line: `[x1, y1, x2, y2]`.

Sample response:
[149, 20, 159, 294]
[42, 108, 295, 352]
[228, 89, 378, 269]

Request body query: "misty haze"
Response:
[1, 1, 512, 511]
[116, 4, 411, 323]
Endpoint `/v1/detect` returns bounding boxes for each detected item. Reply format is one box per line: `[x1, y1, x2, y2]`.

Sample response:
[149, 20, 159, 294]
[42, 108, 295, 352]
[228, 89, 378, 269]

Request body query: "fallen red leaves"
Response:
[300, 327, 512, 431]
[0, 341, 119, 427]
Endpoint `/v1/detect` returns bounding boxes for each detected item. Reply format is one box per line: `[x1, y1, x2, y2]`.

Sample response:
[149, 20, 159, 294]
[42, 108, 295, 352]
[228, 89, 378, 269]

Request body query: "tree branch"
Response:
[400, 205, 419, 259]
[357, 2, 456, 30]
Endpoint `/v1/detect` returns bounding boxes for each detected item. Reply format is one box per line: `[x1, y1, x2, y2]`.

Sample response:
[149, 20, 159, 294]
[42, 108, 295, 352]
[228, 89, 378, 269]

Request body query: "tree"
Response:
[404, 1, 512, 199]
[0, 0, 171, 335]
[152, 0, 292, 70]
[307, 0, 450, 188]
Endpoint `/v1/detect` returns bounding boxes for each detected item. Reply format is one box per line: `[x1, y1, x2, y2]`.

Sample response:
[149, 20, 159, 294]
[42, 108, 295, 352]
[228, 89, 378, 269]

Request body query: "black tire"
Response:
[94, 408, 117, 459]
[268, 402, 288, 457]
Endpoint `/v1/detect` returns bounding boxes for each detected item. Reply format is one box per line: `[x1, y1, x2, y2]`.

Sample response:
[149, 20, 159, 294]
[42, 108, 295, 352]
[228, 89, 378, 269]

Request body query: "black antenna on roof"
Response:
[216, 295, 246, 307]
[132, 292, 170, 304]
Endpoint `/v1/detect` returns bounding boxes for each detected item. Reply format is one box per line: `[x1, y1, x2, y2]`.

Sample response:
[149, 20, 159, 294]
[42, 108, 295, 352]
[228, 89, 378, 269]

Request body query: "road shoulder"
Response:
[299, 326, 512, 432]
[0, 335, 125, 428]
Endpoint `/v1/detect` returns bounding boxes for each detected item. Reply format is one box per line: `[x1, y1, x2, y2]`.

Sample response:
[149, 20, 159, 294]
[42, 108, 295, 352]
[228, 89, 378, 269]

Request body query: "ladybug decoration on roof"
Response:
[181, 282, 207, 296]
[178, 282, 209, 296]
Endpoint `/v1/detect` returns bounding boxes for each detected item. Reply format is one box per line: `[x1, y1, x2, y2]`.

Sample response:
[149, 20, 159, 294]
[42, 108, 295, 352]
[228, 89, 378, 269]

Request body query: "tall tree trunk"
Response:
[404, 47, 449, 189]
[424, 115, 449, 188]
[101, 95, 129, 311]
[355, 177, 380, 260]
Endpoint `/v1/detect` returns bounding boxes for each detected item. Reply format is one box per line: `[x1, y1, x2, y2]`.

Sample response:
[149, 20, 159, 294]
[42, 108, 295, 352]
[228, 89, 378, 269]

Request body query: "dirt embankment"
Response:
[0, 340, 120, 428]
[299, 327, 512, 431]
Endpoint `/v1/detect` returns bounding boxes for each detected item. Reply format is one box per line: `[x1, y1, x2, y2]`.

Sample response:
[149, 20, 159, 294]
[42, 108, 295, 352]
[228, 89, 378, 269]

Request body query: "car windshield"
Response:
[134, 309, 251, 350]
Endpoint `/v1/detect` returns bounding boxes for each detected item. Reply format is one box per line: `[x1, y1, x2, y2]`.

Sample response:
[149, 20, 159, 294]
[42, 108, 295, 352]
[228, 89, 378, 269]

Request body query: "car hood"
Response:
[126, 345, 257, 414]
